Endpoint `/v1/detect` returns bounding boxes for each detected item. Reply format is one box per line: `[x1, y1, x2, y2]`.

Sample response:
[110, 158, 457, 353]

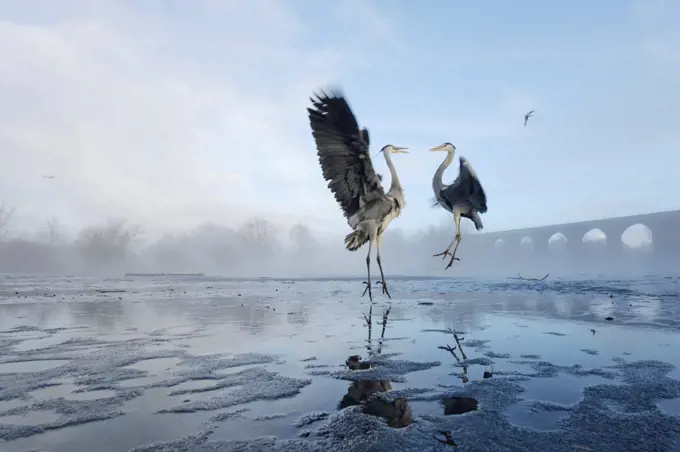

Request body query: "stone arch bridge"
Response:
[463, 210, 680, 274]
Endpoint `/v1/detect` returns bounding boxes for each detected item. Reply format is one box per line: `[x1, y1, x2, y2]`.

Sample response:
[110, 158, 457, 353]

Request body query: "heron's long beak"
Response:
[429, 144, 448, 152]
[394, 146, 409, 153]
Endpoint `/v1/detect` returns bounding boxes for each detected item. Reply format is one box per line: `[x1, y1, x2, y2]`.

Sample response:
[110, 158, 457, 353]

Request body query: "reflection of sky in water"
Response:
[552, 296, 572, 316]
[630, 297, 661, 322]
[0, 276, 679, 451]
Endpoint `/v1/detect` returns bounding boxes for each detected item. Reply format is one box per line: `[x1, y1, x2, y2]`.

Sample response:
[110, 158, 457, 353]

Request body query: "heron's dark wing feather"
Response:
[460, 157, 487, 213]
[440, 157, 487, 214]
[308, 89, 385, 224]
[360, 128, 370, 148]
[461, 211, 484, 230]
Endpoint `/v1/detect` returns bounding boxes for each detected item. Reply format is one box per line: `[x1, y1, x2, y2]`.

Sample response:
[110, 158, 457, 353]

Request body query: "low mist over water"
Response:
[0, 204, 672, 278]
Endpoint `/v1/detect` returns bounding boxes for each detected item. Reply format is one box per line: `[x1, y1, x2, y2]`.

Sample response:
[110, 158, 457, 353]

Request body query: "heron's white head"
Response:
[429, 142, 456, 153]
[380, 144, 409, 154]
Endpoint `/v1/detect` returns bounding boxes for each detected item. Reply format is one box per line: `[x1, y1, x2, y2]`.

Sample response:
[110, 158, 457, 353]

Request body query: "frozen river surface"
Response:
[1, 275, 680, 451]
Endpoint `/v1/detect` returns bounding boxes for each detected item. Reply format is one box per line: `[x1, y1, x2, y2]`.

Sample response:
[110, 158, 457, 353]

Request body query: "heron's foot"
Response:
[444, 254, 460, 270]
[377, 280, 392, 299]
[361, 281, 373, 301]
[433, 249, 452, 260]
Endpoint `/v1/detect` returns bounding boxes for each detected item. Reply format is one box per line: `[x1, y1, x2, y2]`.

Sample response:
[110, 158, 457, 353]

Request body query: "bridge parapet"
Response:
[472, 209, 680, 259]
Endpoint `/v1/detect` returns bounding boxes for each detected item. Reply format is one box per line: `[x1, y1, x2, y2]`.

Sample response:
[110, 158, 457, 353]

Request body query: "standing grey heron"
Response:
[430, 142, 487, 269]
[308, 89, 408, 301]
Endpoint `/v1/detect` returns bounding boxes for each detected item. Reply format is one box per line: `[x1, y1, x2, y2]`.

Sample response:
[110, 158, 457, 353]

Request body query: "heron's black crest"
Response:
[308, 88, 385, 223]
[444, 142, 455, 149]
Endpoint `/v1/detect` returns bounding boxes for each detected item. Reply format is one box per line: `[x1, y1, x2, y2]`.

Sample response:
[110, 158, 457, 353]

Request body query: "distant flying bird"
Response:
[42, 175, 56, 179]
[524, 110, 535, 127]
[308, 88, 408, 301]
[430, 142, 487, 269]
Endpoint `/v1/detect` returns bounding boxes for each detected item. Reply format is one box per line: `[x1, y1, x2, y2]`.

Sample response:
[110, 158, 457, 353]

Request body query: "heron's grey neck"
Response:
[383, 150, 402, 196]
[433, 150, 455, 195]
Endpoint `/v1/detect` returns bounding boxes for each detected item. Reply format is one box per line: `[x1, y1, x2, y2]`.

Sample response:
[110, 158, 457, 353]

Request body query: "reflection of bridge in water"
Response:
[461, 210, 680, 275]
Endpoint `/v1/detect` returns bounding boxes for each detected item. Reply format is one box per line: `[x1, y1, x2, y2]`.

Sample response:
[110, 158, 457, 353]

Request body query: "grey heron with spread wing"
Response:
[308, 89, 408, 301]
[430, 142, 487, 269]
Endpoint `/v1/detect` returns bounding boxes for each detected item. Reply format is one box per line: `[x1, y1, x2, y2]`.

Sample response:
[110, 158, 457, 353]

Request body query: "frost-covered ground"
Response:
[1, 275, 680, 451]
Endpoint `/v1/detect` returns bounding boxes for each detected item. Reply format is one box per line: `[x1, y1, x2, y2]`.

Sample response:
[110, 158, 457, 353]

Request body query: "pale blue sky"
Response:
[0, 0, 678, 239]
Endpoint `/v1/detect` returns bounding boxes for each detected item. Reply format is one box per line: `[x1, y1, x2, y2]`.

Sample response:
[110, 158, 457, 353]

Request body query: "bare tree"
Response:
[145, 233, 191, 272]
[289, 223, 316, 254]
[77, 218, 142, 266]
[0, 203, 15, 240]
[190, 223, 241, 271]
[237, 219, 280, 254]
[38, 217, 64, 246]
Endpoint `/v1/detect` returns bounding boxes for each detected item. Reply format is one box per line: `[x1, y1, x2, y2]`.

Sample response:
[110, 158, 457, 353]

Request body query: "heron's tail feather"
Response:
[471, 212, 484, 231]
[345, 230, 368, 251]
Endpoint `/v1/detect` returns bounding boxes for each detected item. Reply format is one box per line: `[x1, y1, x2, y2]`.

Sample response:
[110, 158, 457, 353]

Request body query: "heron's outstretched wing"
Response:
[308, 89, 385, 225]
[441, 156, 487, 213]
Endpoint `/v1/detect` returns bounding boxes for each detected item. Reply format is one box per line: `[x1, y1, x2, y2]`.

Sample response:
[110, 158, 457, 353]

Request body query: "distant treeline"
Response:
[0, 202, 476, 277]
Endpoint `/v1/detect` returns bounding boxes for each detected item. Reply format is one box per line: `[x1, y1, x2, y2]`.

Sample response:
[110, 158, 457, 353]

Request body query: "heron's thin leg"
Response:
[433, 213, 458, 259]
[445, 235, 462, 269]
[375, 234, 391, 299]
[445, 212, 463, 270]
[361, 238, 373, 301]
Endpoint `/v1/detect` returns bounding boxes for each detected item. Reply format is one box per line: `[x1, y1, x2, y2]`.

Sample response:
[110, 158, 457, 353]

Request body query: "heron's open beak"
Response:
[429, 144, 448, 152]
[394, 146, 409, 154]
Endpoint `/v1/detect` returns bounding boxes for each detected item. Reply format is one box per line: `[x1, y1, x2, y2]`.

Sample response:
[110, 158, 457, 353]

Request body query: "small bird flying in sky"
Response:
[523, 110, 535, 127]
[42, 175, 56, 179]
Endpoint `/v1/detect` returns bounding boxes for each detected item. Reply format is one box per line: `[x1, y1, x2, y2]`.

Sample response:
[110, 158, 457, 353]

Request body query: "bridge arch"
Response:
[582, 228, 607, 249]
[520, 236, 535, 252]
[621, 223, 653, 252]
[548, 232, 568, 252]
[494, 238, 506, 251]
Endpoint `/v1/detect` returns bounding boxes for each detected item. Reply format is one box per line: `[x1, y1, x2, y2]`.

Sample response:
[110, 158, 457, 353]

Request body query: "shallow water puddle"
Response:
[123, 388, 191, 413]
[116, 375, 168, 388]
[0, 399, 28, 413]
[10, 335, 58, 352]
[213, 364, 268, 376]
[506, 400, 569, 431]
[0, 331, 49, 341]
[4, 409, 208, 452]
[518, 373, 611, 405]
[169, 379, 218, 392]
[657, 397, 680, 416]
[29, 380, 117, 401]
[156, 325, 202, 336]
[0, 359, 70, 373]
[0, 410, 60, 426]
[211, 414, 298, 442]
[122, 357, 184, 374]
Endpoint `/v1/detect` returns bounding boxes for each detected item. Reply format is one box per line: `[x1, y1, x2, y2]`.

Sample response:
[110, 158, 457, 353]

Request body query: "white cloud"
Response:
[0, 0, 394, 237]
